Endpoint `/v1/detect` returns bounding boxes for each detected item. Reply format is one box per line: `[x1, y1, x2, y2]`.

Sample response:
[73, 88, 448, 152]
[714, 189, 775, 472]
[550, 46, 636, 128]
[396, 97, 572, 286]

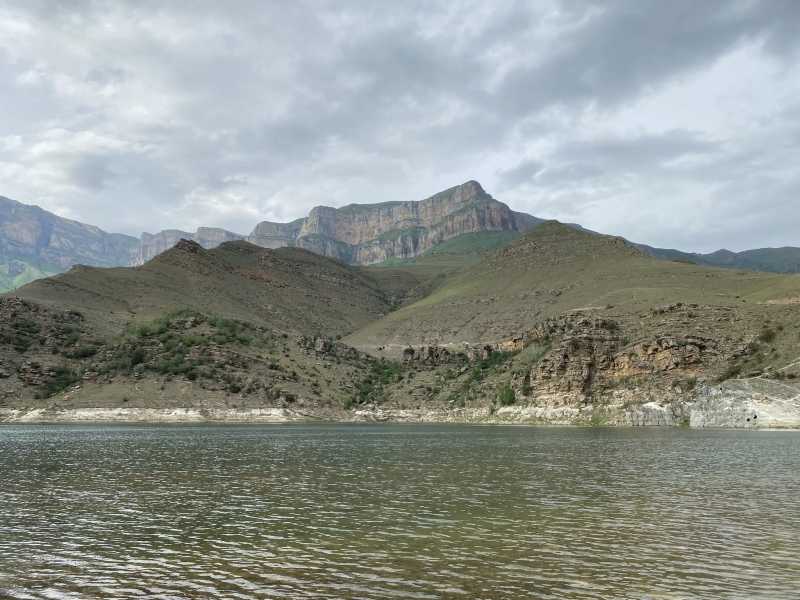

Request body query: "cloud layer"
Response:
[0, 0, 798, 251]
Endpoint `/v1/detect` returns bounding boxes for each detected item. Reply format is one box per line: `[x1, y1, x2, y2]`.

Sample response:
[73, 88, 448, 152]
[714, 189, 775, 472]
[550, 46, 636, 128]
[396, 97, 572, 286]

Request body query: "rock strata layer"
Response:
[249, 180, 518, 265]
[0, 195, 137, 270]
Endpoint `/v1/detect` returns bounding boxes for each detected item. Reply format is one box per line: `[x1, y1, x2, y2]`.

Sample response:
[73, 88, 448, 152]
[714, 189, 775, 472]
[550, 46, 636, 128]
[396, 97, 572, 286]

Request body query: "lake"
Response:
[1, 424, 798, 599]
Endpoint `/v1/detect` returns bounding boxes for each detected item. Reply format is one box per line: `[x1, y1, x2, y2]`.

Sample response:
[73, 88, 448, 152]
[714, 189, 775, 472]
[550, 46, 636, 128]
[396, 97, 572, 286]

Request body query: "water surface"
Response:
[1, 424, 798, 599]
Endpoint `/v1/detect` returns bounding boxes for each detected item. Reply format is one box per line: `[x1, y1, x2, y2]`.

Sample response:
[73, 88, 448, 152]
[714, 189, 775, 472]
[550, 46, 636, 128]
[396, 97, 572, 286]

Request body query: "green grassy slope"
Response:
[633, 243, 800, 274]
[347, 221, 800, 349]
[369, 230, 524, 275]
[0, 254, 64, 293]
[427, 230, 522, 254]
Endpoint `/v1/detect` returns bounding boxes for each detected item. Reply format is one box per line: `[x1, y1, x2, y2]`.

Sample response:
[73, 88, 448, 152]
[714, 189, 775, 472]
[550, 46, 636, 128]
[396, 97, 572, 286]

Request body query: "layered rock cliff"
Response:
[129, 227, 247, 265]
[250, 180, 518, 264]
[0, 195, 138, 286]
[125, 181, 518, 266]
[246, 219, 304, 249]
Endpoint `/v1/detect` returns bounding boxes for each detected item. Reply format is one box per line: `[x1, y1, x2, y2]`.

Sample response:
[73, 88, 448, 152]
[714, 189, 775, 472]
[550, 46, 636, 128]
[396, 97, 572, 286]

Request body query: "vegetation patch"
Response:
[34, 367, 79, 399]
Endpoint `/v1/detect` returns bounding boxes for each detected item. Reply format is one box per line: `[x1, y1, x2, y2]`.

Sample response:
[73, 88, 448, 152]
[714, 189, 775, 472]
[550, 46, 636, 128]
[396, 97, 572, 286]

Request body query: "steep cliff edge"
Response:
[129, 227, 247, 265]
[0, 195, 138, 290]
[126, 181, 519, 266]
[249, 181, 519, 264]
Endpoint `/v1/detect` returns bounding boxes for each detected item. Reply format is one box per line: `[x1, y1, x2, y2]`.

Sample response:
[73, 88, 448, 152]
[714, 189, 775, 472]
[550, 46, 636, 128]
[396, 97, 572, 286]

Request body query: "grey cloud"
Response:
[536, 164, 604, 185]
[557, 130, 719, 168]
[70, 155, 113, 192]
[496, 159, 545, 190]
[493, 0, 800, 117]
[0, 0, 796, 251]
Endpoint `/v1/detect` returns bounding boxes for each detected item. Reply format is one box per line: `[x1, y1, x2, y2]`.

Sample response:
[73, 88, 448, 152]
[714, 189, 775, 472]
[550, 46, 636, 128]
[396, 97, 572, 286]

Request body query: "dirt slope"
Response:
[12, 239, 425, 339]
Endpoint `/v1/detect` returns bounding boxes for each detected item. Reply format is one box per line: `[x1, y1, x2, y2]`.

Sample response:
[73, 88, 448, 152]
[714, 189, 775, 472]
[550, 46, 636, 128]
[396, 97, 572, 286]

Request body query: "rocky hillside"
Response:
[0, 220, 798, 427]
[12, 238, 429, 337]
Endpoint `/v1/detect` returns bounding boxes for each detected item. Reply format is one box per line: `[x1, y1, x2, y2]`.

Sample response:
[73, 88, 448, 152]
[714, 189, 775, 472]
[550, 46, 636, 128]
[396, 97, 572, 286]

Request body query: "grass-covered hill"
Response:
[348, 221, 800, 350]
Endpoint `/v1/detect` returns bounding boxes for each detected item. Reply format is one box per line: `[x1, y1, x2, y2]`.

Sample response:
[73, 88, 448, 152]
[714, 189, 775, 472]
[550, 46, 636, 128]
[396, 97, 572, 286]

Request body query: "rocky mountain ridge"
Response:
[1, 181, 798, 293]
[134, 181, 519, 265]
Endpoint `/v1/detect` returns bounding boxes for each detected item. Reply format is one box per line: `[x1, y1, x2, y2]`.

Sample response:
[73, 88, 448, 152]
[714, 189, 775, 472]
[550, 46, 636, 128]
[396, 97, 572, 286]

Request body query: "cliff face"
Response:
[130, 227, 246, 265]
[0, 180, 522, 284]
[0, 196, 138, 272]
[250, 180, 518, 265]
[246, 220, 303, 249]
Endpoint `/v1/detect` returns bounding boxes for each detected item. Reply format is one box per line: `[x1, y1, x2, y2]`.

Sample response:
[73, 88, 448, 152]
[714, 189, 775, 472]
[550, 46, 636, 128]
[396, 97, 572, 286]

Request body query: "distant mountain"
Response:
[134, 181, 519, 265]
[130, 228, 247, 265]
[631, 243, 800, 274]
[1, 183, 797, 294]
[0, 195, 138, 292]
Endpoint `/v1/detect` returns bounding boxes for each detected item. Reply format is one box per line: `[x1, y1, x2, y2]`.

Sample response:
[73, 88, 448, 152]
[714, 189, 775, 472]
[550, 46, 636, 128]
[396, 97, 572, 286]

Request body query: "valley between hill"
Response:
[1, 221, 798, 427]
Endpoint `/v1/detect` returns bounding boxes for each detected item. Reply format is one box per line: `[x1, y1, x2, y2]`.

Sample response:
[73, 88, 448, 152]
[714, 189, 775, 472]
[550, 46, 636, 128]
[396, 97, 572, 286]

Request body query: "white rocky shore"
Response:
[1, 378, 798, 427]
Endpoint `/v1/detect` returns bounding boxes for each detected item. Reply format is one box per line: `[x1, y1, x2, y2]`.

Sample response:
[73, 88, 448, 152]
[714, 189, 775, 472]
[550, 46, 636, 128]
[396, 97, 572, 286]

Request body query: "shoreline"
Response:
[3, 377, 798, 428]
[2, 399, 798, 429]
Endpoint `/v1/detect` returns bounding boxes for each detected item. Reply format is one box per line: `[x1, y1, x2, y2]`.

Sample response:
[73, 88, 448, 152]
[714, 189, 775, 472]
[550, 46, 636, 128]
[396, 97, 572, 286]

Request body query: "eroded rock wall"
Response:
[247, 180, 519, 265]
[130, 228, 247, 265]
[0, 196, 138, 270]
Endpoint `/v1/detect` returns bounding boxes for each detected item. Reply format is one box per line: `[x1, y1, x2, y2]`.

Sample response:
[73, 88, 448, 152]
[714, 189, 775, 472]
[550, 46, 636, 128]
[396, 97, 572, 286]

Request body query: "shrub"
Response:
[718, 364, 742, 382]
[498, 385, 516, 406]
[759, 328, 776, 343]
[229, 382, 242, 393]
[72, 346, 97, 359]
[130, 348, 146, 365]
[34, 367, 78, 399]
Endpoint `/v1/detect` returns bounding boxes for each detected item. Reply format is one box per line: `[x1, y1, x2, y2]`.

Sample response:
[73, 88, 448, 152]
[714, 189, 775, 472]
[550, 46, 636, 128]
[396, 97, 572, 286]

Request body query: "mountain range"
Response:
[1, 181, 798, 293]
[1, 209, 798, 426]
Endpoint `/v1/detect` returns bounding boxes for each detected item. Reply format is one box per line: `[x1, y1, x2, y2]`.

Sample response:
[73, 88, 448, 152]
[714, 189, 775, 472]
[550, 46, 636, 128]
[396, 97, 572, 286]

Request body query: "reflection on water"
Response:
[0, 424, 798, 599]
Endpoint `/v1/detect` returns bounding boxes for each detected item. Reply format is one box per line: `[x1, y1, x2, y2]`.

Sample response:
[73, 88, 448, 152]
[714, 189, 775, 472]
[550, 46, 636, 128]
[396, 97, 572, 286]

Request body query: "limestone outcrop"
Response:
[403, 345, 459, 365]
[130, 227, 246, 265]
[248, 181, 519, 265]
[246, 220, 303, 249]
[507, 315, 730, 401]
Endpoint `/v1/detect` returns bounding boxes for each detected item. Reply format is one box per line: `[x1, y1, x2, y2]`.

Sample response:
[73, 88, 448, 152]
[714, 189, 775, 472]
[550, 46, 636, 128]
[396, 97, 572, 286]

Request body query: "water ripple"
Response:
[1, 424, 798, 599]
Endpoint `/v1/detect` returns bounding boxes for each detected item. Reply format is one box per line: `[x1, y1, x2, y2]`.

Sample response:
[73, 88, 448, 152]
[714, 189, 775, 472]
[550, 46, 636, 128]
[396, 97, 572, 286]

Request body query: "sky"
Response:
[0, 0, 798, 253]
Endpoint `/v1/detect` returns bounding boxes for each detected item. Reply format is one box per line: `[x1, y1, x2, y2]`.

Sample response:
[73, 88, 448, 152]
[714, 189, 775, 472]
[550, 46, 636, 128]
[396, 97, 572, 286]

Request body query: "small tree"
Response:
[498, 384, 516, 406]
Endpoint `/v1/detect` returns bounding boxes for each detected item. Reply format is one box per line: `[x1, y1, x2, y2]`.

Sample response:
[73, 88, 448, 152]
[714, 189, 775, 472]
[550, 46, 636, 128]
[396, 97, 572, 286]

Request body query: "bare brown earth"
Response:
[1, 221, 799, 427]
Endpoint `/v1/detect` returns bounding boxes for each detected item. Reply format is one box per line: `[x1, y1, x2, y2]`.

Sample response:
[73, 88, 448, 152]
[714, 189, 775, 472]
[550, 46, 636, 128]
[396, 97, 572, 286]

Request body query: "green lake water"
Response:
[0, 424, 798, 599]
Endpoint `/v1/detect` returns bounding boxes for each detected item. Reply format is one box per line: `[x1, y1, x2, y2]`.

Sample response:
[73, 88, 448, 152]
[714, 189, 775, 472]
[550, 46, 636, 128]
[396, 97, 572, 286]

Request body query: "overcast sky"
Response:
[0, 0, 798, 252]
